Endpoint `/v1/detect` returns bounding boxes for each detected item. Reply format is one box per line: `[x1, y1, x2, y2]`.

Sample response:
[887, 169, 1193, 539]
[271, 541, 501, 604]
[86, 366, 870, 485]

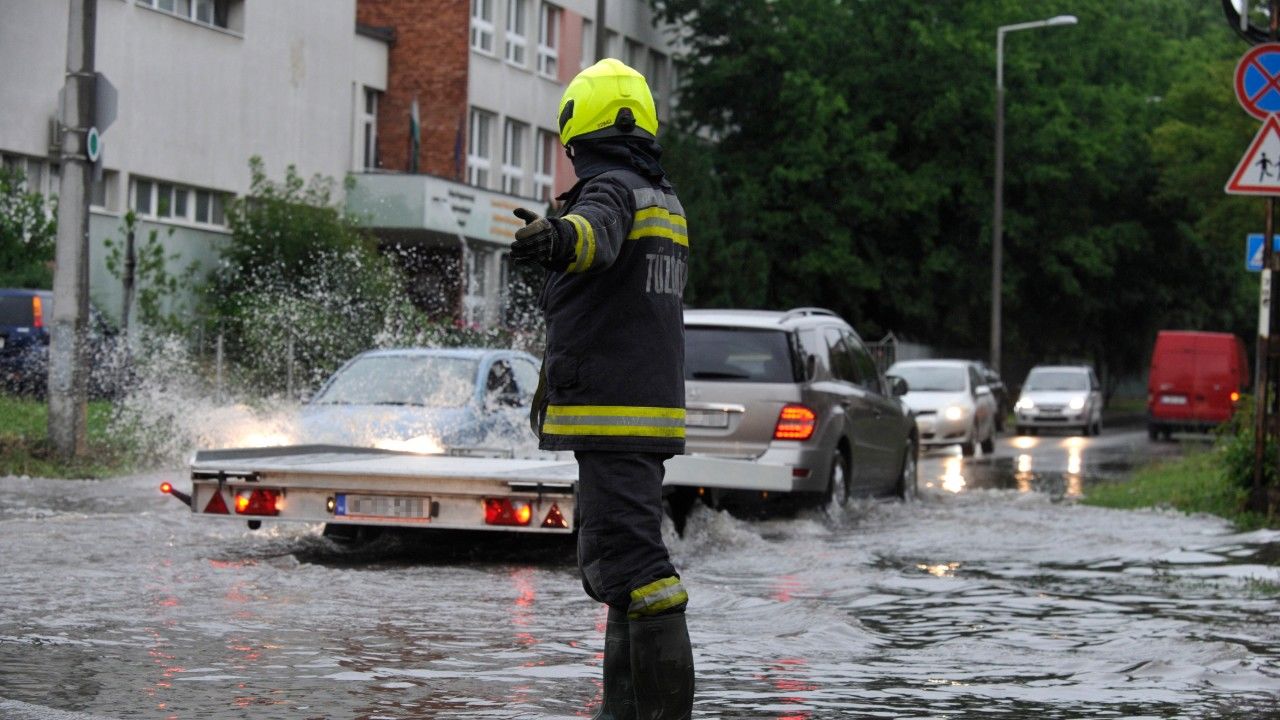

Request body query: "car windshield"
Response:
[313, 355, 479, 407]
[1024, 370, 1087, 391]
[889, 365, 966, 392]
[684, 327, 796, 382]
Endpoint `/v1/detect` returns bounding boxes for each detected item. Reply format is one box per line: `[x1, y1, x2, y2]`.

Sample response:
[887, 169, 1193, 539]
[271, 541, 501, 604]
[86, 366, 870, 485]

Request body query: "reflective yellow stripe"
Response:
[627, 207, 689, 247]
[628, 576, 689, 619]
[542, 423, 686, 438]
[634, 207, 688, 227]
[564, 215, 586, 271]
[563, 214, 597, 272]
[547, 405, 685, 419]
[543, 404, 686, 439]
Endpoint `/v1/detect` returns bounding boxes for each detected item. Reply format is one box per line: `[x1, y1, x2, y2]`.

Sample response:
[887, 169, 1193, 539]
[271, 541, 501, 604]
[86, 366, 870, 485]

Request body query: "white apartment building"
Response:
[0, 0, 389, 323]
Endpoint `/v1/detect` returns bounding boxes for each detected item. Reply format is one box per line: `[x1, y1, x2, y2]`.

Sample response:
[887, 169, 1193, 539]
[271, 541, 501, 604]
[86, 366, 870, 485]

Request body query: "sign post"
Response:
[1226, 2, 1280, 515]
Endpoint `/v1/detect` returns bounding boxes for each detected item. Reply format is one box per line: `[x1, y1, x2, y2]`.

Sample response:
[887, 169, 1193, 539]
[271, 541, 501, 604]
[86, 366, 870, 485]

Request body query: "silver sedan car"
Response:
[887, 359, 999, 456]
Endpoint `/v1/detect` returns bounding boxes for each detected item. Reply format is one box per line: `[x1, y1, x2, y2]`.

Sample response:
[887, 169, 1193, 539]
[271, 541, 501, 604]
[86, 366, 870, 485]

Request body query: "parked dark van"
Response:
[0, 289, 53, 394]
[0, 288, 129, 398]
[1147, 331, 1249, 440]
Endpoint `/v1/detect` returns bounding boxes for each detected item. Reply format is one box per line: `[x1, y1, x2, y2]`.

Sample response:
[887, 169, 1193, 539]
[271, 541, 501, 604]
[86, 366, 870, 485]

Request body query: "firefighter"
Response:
[509, 58, 693, 719]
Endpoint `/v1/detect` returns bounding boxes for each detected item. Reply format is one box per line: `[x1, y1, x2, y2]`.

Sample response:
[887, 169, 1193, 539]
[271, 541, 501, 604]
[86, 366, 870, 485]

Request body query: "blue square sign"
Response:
[1247, 234, 1280, 272]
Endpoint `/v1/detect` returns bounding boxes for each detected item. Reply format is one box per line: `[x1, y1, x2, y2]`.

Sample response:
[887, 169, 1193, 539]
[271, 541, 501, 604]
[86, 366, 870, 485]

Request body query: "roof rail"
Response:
[780, 307, 838, 322]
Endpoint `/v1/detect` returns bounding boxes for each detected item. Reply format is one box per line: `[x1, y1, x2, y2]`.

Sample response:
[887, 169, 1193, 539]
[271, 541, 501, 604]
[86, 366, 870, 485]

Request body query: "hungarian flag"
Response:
[409, 95, 421, 174]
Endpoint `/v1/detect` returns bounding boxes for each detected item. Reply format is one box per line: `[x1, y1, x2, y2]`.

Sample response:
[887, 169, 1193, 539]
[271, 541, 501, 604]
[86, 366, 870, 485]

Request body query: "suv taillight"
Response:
[774, 404, 816, 440]
[31, 296, 43, 329]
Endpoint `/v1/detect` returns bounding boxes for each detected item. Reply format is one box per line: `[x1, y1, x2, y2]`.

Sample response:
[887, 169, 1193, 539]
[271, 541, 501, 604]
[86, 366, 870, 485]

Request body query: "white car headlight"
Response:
[1015, 398, 1034, 411]
[1068, 397, 1086, 410]
[943, 405, 965, 421]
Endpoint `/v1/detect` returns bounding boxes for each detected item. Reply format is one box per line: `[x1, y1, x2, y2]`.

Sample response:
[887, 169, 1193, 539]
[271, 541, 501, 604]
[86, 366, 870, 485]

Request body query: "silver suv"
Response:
[683, 308, 918, 509]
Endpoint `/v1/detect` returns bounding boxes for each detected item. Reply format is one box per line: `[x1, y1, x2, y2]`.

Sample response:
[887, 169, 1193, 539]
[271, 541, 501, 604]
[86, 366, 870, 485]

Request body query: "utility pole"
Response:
[595, 0, 607, 63]
[49, 0, 97, 459]
[1253, 0, 1280, 514]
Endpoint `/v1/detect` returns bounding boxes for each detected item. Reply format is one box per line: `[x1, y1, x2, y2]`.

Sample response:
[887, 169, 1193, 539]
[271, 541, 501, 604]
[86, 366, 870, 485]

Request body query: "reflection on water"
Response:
[922, 429, 1157, 500]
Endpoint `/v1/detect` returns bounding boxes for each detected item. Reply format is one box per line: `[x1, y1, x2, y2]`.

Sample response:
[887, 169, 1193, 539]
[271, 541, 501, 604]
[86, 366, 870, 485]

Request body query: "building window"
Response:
[646, 50, 666, 108]
[605, 30, 620, 60]
[362, 87, 380, 171]
[468, 108, 494, 188]
[137, 0, 240, 31]
[0, 154, 61, 200]
[471, 0, 495, 54]
[580, 19, 594, 68]
[625, 39, 644, 70]
[501, 119, 527, 196]
[505, 0, 527, 66]
[537, 3, 560, 78]
[533, 129, 555, 202]
[90, 171, 115, 210]
[132, 176, 227, 226]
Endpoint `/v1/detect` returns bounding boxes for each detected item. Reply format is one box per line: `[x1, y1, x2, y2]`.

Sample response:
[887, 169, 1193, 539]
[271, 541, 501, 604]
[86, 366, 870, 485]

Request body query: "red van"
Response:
[1147, 331, 1249, 440]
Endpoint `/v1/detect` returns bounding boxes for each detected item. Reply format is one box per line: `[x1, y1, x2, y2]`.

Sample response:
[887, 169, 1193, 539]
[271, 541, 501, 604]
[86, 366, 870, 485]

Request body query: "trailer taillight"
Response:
[541, 503, 568, 529]
[235, 488, 282, 516]
[159, 481, 192, 507]
[1231, 391, 1242, 403]
[774, 404, 817, 441]
[484, 498, 532, 526]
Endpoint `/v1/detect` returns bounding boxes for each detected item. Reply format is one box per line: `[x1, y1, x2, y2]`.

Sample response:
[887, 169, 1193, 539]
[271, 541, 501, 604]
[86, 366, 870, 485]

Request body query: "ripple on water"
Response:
[1, 473, 1277, 718]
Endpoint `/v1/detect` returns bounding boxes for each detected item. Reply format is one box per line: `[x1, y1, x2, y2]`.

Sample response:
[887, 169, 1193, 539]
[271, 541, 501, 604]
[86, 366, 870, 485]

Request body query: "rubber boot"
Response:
[629, 612, 694, 720]
[592, 606, 636, 720]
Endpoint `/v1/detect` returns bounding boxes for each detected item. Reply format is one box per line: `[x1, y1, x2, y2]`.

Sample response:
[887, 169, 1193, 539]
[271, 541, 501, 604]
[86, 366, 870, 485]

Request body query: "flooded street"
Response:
[2, 427, 1279, 718]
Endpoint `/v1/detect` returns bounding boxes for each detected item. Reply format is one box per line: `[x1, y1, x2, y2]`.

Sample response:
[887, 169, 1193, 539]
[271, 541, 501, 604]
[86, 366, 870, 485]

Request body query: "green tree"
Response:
[651, 0, 1242, 384]
[0, 166, 56, 288]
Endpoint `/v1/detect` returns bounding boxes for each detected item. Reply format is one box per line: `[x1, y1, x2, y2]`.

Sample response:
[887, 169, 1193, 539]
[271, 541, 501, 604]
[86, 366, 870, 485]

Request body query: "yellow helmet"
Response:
[557, 58, 658, 146]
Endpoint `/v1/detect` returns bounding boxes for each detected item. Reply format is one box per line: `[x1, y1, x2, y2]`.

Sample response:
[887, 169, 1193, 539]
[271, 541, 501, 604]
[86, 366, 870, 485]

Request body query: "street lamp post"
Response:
[991, 15, 1077, 375]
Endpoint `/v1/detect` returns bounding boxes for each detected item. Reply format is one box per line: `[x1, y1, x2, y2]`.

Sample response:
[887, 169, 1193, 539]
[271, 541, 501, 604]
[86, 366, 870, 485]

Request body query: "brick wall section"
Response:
[357, 0, 469, 178]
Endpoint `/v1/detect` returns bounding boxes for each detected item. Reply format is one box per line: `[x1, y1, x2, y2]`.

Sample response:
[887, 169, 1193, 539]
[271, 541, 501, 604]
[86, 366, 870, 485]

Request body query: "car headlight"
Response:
[1015, 398, 1034, 411]
[1068, 397, 1086, 410]
[943, 405, 965, 421]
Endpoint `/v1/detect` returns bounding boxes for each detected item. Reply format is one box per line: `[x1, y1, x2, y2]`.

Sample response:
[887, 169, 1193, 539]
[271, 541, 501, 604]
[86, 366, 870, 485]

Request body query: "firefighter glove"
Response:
[512, 208, 575, 271]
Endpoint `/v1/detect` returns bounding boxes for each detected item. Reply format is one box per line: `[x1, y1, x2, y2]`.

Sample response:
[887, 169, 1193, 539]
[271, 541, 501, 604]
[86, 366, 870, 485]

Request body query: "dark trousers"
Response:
[574, 451, 676, 610]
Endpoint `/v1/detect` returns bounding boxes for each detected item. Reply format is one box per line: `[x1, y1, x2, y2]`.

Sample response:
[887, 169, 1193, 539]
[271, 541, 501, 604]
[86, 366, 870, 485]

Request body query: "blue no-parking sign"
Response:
[1236, 44, 1280, 119]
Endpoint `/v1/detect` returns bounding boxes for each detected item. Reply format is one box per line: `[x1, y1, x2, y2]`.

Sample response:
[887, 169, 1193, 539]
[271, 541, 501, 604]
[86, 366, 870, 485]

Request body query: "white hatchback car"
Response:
[887, 359, 998, 456]
[1013, 365, 1104, 436]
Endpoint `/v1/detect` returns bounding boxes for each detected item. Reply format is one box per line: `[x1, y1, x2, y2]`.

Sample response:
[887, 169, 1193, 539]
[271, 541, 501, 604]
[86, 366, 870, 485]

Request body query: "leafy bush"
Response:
[103, 211, 201, 335]
[0, 166, 56, 288]
[202, 157, 522, 396]
[1215, 396, 1278, 491]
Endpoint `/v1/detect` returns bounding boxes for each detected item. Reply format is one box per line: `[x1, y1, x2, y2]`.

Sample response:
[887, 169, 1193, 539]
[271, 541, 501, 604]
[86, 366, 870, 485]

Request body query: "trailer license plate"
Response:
[1160, 395, 1187, 405]
[686, 410, 729, 428]
[336, 493, 431, 520]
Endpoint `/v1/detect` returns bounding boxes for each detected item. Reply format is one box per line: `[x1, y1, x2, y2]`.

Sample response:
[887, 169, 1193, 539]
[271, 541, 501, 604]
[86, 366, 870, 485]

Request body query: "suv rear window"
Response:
[685, 327, 797, 383]
[0, 295, 36, 326]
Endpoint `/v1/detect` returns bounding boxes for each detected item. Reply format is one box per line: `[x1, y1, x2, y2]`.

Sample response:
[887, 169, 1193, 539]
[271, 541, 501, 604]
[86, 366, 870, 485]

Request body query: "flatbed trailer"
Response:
[164, 445, 795, 535]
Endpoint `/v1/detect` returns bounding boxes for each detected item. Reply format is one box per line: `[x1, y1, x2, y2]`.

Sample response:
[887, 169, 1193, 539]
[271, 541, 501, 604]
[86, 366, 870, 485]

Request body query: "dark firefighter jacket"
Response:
[536, 167, 689, 454]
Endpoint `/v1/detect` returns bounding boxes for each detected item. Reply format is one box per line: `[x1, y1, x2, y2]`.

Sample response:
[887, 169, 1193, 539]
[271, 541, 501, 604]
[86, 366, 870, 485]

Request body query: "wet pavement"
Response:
[1, 426, 1278, 718]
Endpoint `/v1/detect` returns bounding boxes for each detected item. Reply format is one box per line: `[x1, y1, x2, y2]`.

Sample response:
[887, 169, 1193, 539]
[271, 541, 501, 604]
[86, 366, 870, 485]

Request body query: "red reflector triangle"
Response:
[204, 490, 229, 515]
[541, 503, 568, 529]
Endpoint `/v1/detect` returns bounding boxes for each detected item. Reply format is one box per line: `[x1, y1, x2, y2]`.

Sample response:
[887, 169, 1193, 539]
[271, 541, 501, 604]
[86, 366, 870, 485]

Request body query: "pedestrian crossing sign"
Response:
[1227, 114, 1280, 195]
[1246, 233, 1280, 272]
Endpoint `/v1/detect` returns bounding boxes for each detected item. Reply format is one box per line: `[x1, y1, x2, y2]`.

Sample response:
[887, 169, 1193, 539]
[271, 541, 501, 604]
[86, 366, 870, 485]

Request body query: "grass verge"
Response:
[0, 395, 133, 479]
[1083, 450, 1274, 531]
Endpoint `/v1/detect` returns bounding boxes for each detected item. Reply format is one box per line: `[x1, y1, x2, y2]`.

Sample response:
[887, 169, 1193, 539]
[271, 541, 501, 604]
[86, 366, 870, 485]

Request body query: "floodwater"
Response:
[1, 428, 1278, 719]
